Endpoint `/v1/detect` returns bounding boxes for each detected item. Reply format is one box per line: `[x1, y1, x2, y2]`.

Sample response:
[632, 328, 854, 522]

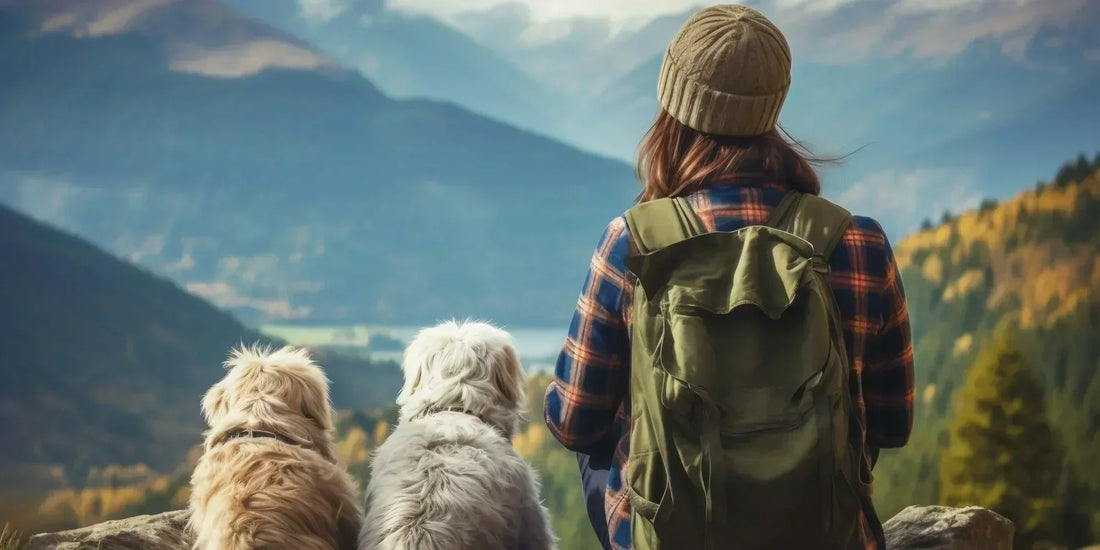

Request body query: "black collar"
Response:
[223, 427, 302, 447]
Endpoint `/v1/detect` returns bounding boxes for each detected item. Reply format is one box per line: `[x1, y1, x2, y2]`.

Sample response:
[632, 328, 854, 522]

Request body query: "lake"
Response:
[260, 324, 567, 374]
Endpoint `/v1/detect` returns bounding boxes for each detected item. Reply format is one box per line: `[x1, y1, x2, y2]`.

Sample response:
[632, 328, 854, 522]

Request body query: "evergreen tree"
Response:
[1075, 153, 1090, 179]
[1053, 462, 1094, 548]
[940, 333, 1060, 548]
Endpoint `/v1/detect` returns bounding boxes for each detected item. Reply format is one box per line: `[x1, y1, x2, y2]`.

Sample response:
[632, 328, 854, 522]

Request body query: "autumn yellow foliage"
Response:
[336, 426, 371, 466]
[921, 254, 944, 285]
[897, 170, 1099, 328]
[952, 333, 973, 357]
[943, 269, 985, 302]
[37, 475, 170, 526]
[513, 421, 548, 458]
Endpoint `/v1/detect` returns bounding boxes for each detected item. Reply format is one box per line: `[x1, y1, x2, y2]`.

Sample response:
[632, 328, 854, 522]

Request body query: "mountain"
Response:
[447, 4, 697, 101]
[0, 200, 402, 482]
[0, 1, 637, 327]
[0, 0, 341, 77]
[868, 154, 1100, 544]
[186, 2, 1100, 243]
[221, 0, 565, 137]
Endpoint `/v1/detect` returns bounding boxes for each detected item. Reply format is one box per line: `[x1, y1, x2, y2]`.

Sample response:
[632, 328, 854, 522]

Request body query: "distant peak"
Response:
[7, 0, 341, 78]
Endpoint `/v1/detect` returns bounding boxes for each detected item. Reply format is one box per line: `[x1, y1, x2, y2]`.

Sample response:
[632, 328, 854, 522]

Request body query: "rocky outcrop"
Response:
[26, 506, 1018, 550]
[883, 505, 1015, 550]
[26, 510, 191, 550]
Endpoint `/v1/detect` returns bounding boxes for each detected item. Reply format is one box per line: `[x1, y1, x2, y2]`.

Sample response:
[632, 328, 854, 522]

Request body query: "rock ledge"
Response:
[26, 510, 192, 550]
[883, 505, 1014, 550]
[27, 505, 1015, 549]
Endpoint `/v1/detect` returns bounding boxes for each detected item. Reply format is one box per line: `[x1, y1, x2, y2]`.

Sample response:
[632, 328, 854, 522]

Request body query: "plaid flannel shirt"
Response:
[544, 181, 915, 550]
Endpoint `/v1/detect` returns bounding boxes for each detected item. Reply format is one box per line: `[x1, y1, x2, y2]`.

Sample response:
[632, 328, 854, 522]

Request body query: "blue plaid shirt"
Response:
[544, 182, 914, 550]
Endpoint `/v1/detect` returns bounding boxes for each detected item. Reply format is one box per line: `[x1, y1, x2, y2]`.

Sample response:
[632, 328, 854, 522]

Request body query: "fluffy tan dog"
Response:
[189, 345, 361, 550]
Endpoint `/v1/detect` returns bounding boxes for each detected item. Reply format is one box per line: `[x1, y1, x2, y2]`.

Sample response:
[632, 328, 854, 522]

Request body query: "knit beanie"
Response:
[657, 4, 791, 136]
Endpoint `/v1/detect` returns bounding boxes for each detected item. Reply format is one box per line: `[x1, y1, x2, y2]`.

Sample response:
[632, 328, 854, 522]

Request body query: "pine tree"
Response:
[1074, 153, 1090, 181]
[940, 333, 1060, 547]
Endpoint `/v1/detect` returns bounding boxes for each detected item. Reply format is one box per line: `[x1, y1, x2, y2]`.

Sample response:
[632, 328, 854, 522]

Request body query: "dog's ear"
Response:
[490, 344, 525, 408]
[298, 374, 333, 432]
[200, 383, 230, 425]
[396, 364, 423, 406]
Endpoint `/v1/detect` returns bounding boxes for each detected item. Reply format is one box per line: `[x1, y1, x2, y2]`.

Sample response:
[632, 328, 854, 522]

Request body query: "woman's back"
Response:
[545, 180, 913, 549]
[543, 5, 914, 550]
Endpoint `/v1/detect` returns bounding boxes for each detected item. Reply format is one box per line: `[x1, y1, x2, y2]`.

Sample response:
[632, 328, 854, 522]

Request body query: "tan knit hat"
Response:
[658, 4, 792, 136]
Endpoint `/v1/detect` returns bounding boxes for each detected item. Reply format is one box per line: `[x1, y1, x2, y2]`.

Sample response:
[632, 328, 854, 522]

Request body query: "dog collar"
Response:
[223, 428, 302, 447]
[422, 406, 487, 423]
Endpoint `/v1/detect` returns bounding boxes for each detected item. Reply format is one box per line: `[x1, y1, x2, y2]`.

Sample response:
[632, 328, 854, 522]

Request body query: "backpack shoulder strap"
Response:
[624, 197, 706, 255]
[767, 192, 854, 260]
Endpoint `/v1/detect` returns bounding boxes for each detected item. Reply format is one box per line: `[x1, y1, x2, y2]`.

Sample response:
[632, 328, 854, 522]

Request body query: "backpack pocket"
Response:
[654, 288, 830, 431]
[626, 449, 670, 524]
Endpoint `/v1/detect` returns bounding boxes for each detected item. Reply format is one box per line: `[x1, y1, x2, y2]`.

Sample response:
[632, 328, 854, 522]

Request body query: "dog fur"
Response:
[359, 320, 557, 550]
[189, 345, 362, 550]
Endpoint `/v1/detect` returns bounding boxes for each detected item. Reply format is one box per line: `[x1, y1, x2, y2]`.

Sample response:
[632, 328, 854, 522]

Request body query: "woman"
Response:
[543, 5, 914, 550]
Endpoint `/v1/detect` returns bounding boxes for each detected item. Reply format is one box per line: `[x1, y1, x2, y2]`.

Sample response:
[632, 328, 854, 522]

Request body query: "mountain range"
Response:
[221, 0, 567, 138]
[0, 200, 402, 481]
[3, 0, 1097, 327]
[222, 1, 1100, 239]
[0, 0, 637, 327]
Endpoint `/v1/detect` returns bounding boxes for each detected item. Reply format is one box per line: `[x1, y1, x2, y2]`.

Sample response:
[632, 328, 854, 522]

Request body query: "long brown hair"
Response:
[635, 110, 838, 202]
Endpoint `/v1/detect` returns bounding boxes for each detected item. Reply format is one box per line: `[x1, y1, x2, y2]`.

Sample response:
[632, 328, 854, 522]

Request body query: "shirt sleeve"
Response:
[862, 230, 915, 449]
[544, 217, 632, 455]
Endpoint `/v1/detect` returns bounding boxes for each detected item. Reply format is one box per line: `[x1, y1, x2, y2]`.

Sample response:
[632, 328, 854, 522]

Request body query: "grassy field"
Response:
[0, 524, 23, 550]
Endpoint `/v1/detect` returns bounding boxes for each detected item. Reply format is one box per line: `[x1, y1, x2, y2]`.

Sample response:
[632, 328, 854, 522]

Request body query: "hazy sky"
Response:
[370, 0, 1090, 61]
[386, 0, 1075, 25]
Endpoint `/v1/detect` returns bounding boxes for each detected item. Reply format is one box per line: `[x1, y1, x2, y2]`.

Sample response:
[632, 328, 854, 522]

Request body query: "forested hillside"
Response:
[0, 203, 402, 534]
[872, 153, 1100, 544]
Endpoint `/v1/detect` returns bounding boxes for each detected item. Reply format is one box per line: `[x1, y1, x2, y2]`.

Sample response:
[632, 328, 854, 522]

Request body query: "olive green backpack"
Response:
[623, 192, 868, 550]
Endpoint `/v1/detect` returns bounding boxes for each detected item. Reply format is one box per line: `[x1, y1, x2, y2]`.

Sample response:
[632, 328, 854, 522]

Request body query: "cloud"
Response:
[186, 281, 312, 319]
[402, 0, 1089, 66]
[296, 0, 349, 23]
[837, 168, 983, 240]
[765, 0, 1088, 61]
[0, 172, 89, 232]
[391, 0, 699, 25]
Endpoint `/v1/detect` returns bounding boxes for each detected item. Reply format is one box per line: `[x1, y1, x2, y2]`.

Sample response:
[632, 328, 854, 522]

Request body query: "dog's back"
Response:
[190, 346, 362, 550]
[361, 413, 555, 550]
[190, 439, 362, 550]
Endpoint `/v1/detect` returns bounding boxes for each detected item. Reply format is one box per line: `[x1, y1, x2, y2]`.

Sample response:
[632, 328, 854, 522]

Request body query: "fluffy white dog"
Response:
[359, 320, 557, 550]
[189, 345, 362, 550]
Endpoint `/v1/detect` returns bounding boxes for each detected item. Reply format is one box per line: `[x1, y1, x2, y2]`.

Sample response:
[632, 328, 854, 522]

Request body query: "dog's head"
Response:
[397, 320, 526, 438]
[201, 345, 335, 455]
